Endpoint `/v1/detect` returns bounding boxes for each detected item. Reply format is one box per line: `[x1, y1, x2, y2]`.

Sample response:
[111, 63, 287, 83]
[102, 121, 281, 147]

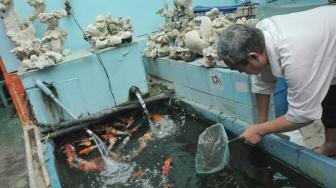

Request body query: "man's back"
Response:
[255, 5, 336, 123]
[270, 6, 336, 66]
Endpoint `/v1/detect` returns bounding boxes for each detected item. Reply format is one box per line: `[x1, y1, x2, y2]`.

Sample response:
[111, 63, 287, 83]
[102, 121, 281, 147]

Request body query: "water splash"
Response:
[135, 91, 154, 126]
[151, 115, 177, 139]
[87, 129, 135, 186]
[99, 160, 135, 186]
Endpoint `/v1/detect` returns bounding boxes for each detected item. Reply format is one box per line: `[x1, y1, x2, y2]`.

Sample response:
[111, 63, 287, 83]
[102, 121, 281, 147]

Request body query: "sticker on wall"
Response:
[210, 71, 223, 90]
[235, 82, 248, 92]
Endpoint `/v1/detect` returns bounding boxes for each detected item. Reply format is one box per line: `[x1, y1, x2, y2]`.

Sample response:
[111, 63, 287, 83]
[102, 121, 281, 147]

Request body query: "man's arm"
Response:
[240, 115, 312, 144]
[256, 93, 270, 123]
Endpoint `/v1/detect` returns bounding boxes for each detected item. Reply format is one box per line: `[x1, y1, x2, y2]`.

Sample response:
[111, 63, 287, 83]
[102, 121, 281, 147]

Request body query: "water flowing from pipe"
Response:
[86, 129, 111, 163]
[135, 91, 154, 127]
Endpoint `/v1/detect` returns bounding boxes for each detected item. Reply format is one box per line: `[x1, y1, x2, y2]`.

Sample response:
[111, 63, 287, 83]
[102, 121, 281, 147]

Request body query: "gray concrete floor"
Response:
[0, 106, 28, 188]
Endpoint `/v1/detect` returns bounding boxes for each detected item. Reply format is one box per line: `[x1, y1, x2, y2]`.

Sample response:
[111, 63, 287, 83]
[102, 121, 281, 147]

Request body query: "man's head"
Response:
[217, 24, 268, 74]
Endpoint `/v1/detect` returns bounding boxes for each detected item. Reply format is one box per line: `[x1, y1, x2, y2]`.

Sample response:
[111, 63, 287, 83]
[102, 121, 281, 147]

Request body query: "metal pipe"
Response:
[39, 93, 170, 134]
[35, 80, 78, 120]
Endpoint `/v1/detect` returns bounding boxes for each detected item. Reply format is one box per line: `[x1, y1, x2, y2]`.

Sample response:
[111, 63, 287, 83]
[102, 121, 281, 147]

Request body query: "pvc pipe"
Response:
[35, 80, 78, 120]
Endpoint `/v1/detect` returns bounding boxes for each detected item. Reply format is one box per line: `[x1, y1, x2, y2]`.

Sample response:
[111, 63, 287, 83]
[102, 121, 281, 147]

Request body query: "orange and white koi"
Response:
[79, 145, 97, 155]
[101, 134, 119, 150]
[132, 132, 152, 157]
[106, 127, 130, 136]
[63, 144, 103, 172]
[64, 144, 77, 168]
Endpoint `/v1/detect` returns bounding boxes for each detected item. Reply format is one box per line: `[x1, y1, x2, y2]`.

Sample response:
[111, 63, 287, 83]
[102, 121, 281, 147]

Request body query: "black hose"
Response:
[39, 93, 170, 135]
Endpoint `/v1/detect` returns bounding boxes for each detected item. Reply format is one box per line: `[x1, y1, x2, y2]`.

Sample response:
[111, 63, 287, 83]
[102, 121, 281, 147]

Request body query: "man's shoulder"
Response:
[256, 18, 275, 30]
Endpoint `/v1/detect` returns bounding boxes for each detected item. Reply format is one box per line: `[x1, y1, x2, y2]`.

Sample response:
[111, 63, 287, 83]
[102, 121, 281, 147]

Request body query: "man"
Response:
[217, 6, 336, 156]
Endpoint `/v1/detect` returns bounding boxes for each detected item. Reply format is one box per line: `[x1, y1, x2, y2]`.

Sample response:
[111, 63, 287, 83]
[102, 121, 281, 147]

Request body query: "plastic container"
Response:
[193, 1, 259, 18]
[193, 5, 240, 17]
[273, 77, 288, 117]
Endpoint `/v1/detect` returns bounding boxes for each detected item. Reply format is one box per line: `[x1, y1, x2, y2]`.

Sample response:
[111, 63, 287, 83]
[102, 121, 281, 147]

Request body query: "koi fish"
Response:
[78, 158, 104, 172]
[112, 117, 135, 129]
[162, 158, 173, 176]
[127, 124, 142, 135]
[101, 133, 116, 140]
[106, 127, 131, 136]
[63, 144, 103, 172]
[132, 132, 152, 157]
[117, 136, 130, 150]
[121, 117, 135, 129]
[131, 168, 144, 178]
[162, 158, 173, 188]
[78, 140, 92, 147]
[64, 144, 77, 168]
[79, 146, 97, 155]
[150, 114, 162, 122]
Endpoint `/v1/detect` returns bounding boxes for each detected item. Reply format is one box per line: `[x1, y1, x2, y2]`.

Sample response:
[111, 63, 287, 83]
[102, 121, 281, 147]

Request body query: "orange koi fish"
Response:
[64, 144, 77, 168]
[106, 127, 130, 136]
[79, 146, 97, 155]
[63, 144, 103, 172]
[150, 114, 162, 122]
[101, 133, 116, 140]
[162, 158, 173, 176]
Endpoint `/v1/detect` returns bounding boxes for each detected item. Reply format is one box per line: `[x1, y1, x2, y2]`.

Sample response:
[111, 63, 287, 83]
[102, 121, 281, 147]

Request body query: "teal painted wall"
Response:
[21, 40, 148, 125]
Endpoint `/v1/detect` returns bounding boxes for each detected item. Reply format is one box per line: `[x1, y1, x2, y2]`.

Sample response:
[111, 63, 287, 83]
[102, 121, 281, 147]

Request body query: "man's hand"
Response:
[240, 124, 265, 145]
[239, 116, 309, 145]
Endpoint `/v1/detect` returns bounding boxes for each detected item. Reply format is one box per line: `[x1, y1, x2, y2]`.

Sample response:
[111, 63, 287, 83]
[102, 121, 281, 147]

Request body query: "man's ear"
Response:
[248, 52, 259, 59]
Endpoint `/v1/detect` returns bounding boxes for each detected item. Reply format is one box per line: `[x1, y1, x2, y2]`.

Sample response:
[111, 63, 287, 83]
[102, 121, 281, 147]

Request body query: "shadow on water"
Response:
[53, 102, 320, 188]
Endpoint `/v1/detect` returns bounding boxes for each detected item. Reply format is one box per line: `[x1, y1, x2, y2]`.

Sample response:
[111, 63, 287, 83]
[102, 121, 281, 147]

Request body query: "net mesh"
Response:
[196, 123, 230, 174]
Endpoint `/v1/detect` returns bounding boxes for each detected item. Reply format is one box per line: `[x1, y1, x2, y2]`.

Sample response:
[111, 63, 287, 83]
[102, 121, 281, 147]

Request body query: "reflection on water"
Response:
[54, 104, 302, 188]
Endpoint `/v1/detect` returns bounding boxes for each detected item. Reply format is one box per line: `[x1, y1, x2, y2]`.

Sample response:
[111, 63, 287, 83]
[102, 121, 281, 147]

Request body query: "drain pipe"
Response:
[35, 80, 78, 120]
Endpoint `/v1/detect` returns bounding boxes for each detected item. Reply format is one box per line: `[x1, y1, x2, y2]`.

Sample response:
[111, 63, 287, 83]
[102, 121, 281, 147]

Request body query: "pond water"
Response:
[54, 103, 309, 188]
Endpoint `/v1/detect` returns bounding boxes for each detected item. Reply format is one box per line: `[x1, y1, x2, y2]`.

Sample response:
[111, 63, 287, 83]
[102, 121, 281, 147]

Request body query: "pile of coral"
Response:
[84, 14, 134, 49]
[144, 0, 259, 67]
[144, 0, 196, 62]
[1, 0, 70, 72]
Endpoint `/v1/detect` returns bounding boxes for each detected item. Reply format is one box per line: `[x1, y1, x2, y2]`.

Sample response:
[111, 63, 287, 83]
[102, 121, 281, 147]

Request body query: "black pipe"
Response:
[40, 93, 170, 135]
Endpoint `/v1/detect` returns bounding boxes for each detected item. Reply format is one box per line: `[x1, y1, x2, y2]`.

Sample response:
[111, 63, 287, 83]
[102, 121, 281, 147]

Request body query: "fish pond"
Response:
[53, 102, 320, 188]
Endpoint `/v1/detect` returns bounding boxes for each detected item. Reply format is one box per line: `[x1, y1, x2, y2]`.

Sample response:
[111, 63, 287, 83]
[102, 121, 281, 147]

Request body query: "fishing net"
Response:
[196, 123, 229, 174]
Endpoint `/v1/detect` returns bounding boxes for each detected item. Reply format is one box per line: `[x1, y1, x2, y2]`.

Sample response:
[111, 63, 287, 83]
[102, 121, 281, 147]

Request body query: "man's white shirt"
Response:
[252, 6, 336, 123]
